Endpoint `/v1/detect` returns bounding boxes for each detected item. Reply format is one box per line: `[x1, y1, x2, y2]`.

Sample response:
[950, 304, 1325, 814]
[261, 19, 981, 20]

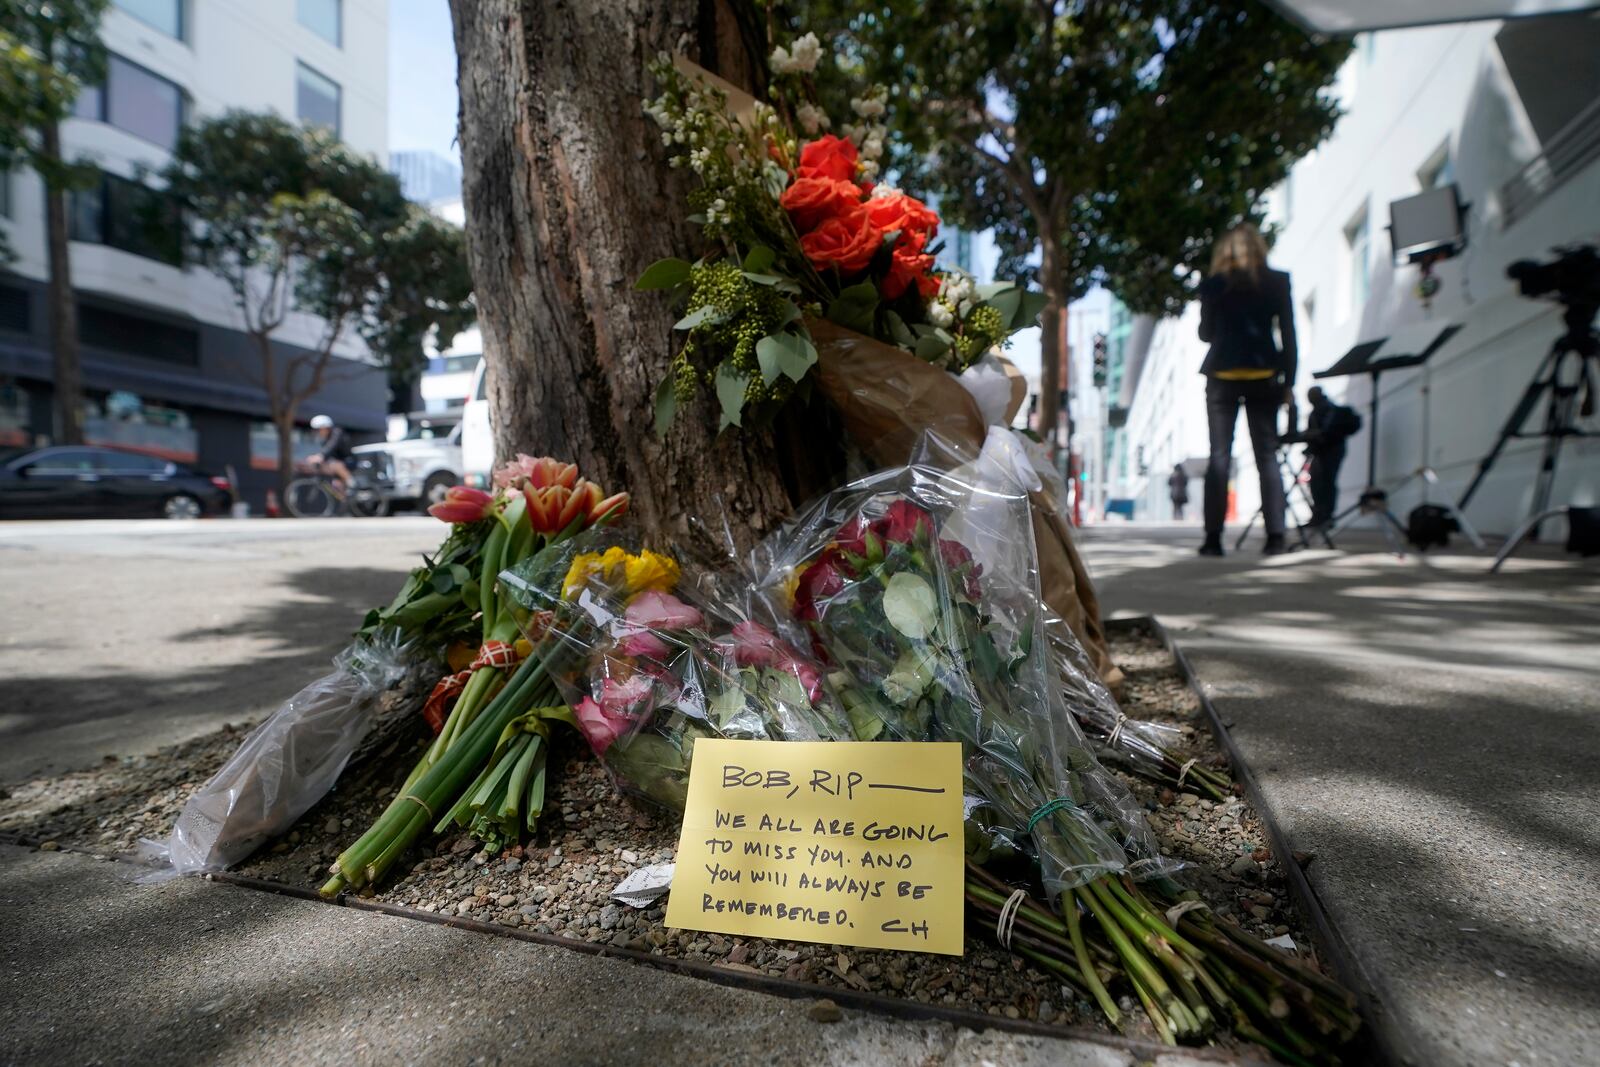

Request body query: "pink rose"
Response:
[773, 649, 824, 704]
[729, 620, 783, 668]
[625, 590, 703, 631]
[573, 695, 633, 755]
[598, 675, 654, 714]
[618, 629, 672, 661]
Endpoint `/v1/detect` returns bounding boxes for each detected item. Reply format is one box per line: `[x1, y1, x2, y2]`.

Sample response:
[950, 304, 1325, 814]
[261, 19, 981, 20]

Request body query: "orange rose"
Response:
[800, 205, 883, 275]
[780, 176, 864, 233]
[882, 233, 938, 300]
[865, 191, 939, 242]
[796, 134, 859, 182]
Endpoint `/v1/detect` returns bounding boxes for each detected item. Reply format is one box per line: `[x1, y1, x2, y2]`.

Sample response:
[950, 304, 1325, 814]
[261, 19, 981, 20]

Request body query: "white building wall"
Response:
[3, 0, 391, 362]
[1122, 19, 1600, 539]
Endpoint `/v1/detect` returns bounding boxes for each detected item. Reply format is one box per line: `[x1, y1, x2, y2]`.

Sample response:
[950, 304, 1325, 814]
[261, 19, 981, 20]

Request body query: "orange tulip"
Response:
[589, 491, 629, 525]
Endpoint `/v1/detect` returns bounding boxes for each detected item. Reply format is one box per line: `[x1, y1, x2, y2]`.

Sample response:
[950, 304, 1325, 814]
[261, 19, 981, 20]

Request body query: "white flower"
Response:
[929, 302, 955, 328]
[861, 134, 884, 160]
[770, 34, 821, 75]
[858, 159, 880, 182]
[789, 32, 822, 72]
[851, 94, 886, 119]
[869, 184, 900, 200]
[712, 198, 727, 212]
[795, 102, 829, 135]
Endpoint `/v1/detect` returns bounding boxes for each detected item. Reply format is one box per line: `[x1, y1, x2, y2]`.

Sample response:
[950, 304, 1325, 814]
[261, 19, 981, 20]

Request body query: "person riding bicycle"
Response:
[306, 414, 353, 492]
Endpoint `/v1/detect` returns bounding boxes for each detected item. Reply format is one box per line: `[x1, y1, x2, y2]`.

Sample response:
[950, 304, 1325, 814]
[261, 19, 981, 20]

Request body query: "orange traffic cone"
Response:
[265, 489, 281, 518]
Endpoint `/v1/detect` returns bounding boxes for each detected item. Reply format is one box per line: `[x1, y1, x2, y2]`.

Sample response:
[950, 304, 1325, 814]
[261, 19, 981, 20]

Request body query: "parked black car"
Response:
[0, 445, 234, 519]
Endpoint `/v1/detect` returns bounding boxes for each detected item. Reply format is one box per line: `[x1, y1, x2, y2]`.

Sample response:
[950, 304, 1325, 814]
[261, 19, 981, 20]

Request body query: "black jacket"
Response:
[1198, 268, 1297, 382]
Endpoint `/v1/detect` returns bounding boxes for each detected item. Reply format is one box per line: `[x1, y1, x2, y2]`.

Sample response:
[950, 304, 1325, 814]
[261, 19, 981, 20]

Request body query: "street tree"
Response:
[156, 112, 475, 493]
[450, 0, 804, 548]
[792, 0, 1349, 446]
[0, 0, 109, 444]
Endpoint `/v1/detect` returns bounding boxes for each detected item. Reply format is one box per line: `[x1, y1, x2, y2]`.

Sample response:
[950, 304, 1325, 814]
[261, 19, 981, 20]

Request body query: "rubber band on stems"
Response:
[1025, 796, 1077, 834]
[995, 889, 1028, 949]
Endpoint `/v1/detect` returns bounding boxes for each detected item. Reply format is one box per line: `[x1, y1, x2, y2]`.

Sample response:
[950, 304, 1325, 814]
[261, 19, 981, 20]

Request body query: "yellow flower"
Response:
[780, 565, 804, 610]
[624, 550, 680, 596]
[561, 547, 680, 600]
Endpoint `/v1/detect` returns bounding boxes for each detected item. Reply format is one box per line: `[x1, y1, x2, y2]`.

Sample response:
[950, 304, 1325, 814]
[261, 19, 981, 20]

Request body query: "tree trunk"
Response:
[41, 122, 83, 446]
[449, 0, 796, 555]
[275, 411, 297, 500]
[1036, 238, 1064, 457]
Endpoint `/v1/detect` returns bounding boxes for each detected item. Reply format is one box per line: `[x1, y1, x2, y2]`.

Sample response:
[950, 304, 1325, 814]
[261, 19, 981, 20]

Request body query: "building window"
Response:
[298, 0, 341, 47]
[1344, 205, 1371, 314]
[70, 173, 183, 265]
[114, 0, 183, 41]
[1418, 145, 1455, 190]
[84, 391, 198, 462]
[296, 62, 341, 136]
[73, 55, 186, 151]
[0, 284, 30, 333]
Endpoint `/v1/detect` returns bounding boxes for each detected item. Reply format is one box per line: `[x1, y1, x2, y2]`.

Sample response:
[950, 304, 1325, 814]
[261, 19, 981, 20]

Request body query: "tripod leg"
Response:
[1458, 347, 1558, 512]
[1235, 510, 1260, 551]
[1377, 509, 1409, 558]
[1490, 508, 1569, 574]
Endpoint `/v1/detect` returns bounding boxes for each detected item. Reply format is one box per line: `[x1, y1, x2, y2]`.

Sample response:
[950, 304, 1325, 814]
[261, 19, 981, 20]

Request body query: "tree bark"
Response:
[449, 0, 796, 555]
[41, 122, 83, 446]
[1036, 237, 1063, 456]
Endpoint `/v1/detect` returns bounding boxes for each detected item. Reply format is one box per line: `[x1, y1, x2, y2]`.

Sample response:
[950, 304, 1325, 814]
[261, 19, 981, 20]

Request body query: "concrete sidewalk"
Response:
[0, 844, 1217, 1067]
[1078, 524, 1600, 1067]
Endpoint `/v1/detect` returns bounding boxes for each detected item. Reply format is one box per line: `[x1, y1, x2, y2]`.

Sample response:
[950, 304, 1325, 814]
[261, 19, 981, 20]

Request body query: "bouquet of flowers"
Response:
[320, 455, 629, 895]
[746, 457, 1357, 1051]
[637, 40, 1045, 433]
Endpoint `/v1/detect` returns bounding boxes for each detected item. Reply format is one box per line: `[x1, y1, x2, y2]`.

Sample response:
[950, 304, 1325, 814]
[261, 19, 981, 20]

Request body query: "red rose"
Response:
[800, 206, 882, 275]
[865, 192, 939, 242]
[872, 500, 933, 545]
[794, 550, 849, 621]
[796, 134, 859, 182]
[882, 234, 938, 300]
[833, 516, 869, 557]
[780, 176, 864, 233]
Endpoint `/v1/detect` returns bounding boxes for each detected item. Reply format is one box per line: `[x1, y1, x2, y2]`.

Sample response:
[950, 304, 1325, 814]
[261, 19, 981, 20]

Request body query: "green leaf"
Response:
[709, 686, 748, 730]
[714, 364, 748, 430]
[826, 282, 879, 334]
[743, 246, 776, 274]
[635, 257, 692, 290]
[757, 331, 817, 384]
[742, 272, 784, 287]
[674, 305, 720, 331]
[885, 309, 915, 348]
[776, 299, 803, 327]
[915, 335, 950, 363]
[975, 281, 1014, 302]
[1011, 289, 1049, 331]
[882, 572, 939, 640]
[987, 286, 1022, 327]
[653, 375, 677, 437]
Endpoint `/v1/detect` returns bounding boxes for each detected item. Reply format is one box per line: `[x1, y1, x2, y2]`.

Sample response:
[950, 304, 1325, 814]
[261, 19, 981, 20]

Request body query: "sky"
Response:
[388, 0, 462, 163]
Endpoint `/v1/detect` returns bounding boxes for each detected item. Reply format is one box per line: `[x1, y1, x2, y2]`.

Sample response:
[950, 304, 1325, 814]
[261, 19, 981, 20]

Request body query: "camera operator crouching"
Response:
[1300, 386, 1362, 529]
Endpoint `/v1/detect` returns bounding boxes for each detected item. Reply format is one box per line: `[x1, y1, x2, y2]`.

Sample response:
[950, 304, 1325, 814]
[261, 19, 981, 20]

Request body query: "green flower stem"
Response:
[1124, 960, 1176, 1044]
[1067, 886, 1122, 1028]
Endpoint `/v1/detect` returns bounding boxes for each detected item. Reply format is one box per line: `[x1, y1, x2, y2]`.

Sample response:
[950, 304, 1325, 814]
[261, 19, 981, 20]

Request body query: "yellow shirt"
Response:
[1212, 368, 1277, 381]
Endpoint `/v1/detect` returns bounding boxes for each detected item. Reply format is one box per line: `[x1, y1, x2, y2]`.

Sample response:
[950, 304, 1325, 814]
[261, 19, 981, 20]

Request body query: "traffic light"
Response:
[1091, 332, 1109, 388]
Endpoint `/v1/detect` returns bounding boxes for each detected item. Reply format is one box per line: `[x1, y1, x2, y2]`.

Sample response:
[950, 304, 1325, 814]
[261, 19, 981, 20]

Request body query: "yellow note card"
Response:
[665, 739, 965, 956]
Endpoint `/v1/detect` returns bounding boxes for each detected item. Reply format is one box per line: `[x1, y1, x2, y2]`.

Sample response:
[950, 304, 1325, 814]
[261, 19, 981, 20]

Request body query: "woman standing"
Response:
[1196, 224, 1297, 557]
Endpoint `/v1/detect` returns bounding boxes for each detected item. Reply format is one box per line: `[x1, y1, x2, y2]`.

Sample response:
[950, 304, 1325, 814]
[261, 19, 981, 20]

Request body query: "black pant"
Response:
[1204, 377, 1285, 538]
[1308, 444, 1345, 525]
[1172, 500, 1186, 520]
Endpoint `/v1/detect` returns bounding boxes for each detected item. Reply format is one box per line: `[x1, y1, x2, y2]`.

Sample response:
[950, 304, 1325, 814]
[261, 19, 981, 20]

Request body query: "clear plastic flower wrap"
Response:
[740, 432, 1177, 893]
[148, 629, 421, 877]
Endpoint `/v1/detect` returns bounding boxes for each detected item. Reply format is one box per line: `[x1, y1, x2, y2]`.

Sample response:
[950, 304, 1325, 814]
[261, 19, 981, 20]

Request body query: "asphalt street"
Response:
[0, 516, 442, 785]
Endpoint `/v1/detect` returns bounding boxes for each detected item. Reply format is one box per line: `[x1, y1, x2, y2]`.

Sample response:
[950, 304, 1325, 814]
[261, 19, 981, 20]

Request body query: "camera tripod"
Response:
[1458, 298, 1598, 542]
[1234, 444, 1336, 552]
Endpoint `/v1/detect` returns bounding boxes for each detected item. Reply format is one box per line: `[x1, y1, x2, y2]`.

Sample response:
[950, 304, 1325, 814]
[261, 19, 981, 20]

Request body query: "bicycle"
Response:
[285, 461, 389, 518]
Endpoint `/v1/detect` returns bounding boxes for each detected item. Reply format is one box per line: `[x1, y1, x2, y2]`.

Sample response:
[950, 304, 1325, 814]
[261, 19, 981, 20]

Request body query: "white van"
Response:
[461, 357, 495, 488]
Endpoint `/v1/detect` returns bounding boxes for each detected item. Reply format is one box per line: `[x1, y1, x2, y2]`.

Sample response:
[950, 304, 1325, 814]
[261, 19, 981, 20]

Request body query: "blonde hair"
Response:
[1210, 223, 1268, 281]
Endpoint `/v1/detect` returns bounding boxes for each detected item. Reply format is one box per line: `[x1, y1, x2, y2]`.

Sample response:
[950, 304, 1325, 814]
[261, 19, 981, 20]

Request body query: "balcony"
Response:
[1499, 97, 1600, 228]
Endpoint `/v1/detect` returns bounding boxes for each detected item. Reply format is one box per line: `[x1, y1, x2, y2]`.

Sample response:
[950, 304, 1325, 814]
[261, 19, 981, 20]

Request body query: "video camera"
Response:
[1506, 244, 1600, 306]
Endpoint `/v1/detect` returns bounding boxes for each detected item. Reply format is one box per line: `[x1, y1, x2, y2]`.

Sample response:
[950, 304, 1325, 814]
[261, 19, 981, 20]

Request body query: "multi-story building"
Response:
[1115, 12, 1600, 536]
[391, 148, 461, 205]
[0, 0, 391, 508]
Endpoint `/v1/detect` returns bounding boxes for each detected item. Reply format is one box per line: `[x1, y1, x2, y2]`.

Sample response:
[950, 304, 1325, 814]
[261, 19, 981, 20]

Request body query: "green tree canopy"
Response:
[155, 111, 474, 485]
[798, 1, 1348, 316]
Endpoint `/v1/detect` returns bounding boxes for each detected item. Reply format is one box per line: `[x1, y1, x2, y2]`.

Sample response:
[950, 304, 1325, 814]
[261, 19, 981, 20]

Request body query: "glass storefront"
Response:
[82, 391, 198, 462]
